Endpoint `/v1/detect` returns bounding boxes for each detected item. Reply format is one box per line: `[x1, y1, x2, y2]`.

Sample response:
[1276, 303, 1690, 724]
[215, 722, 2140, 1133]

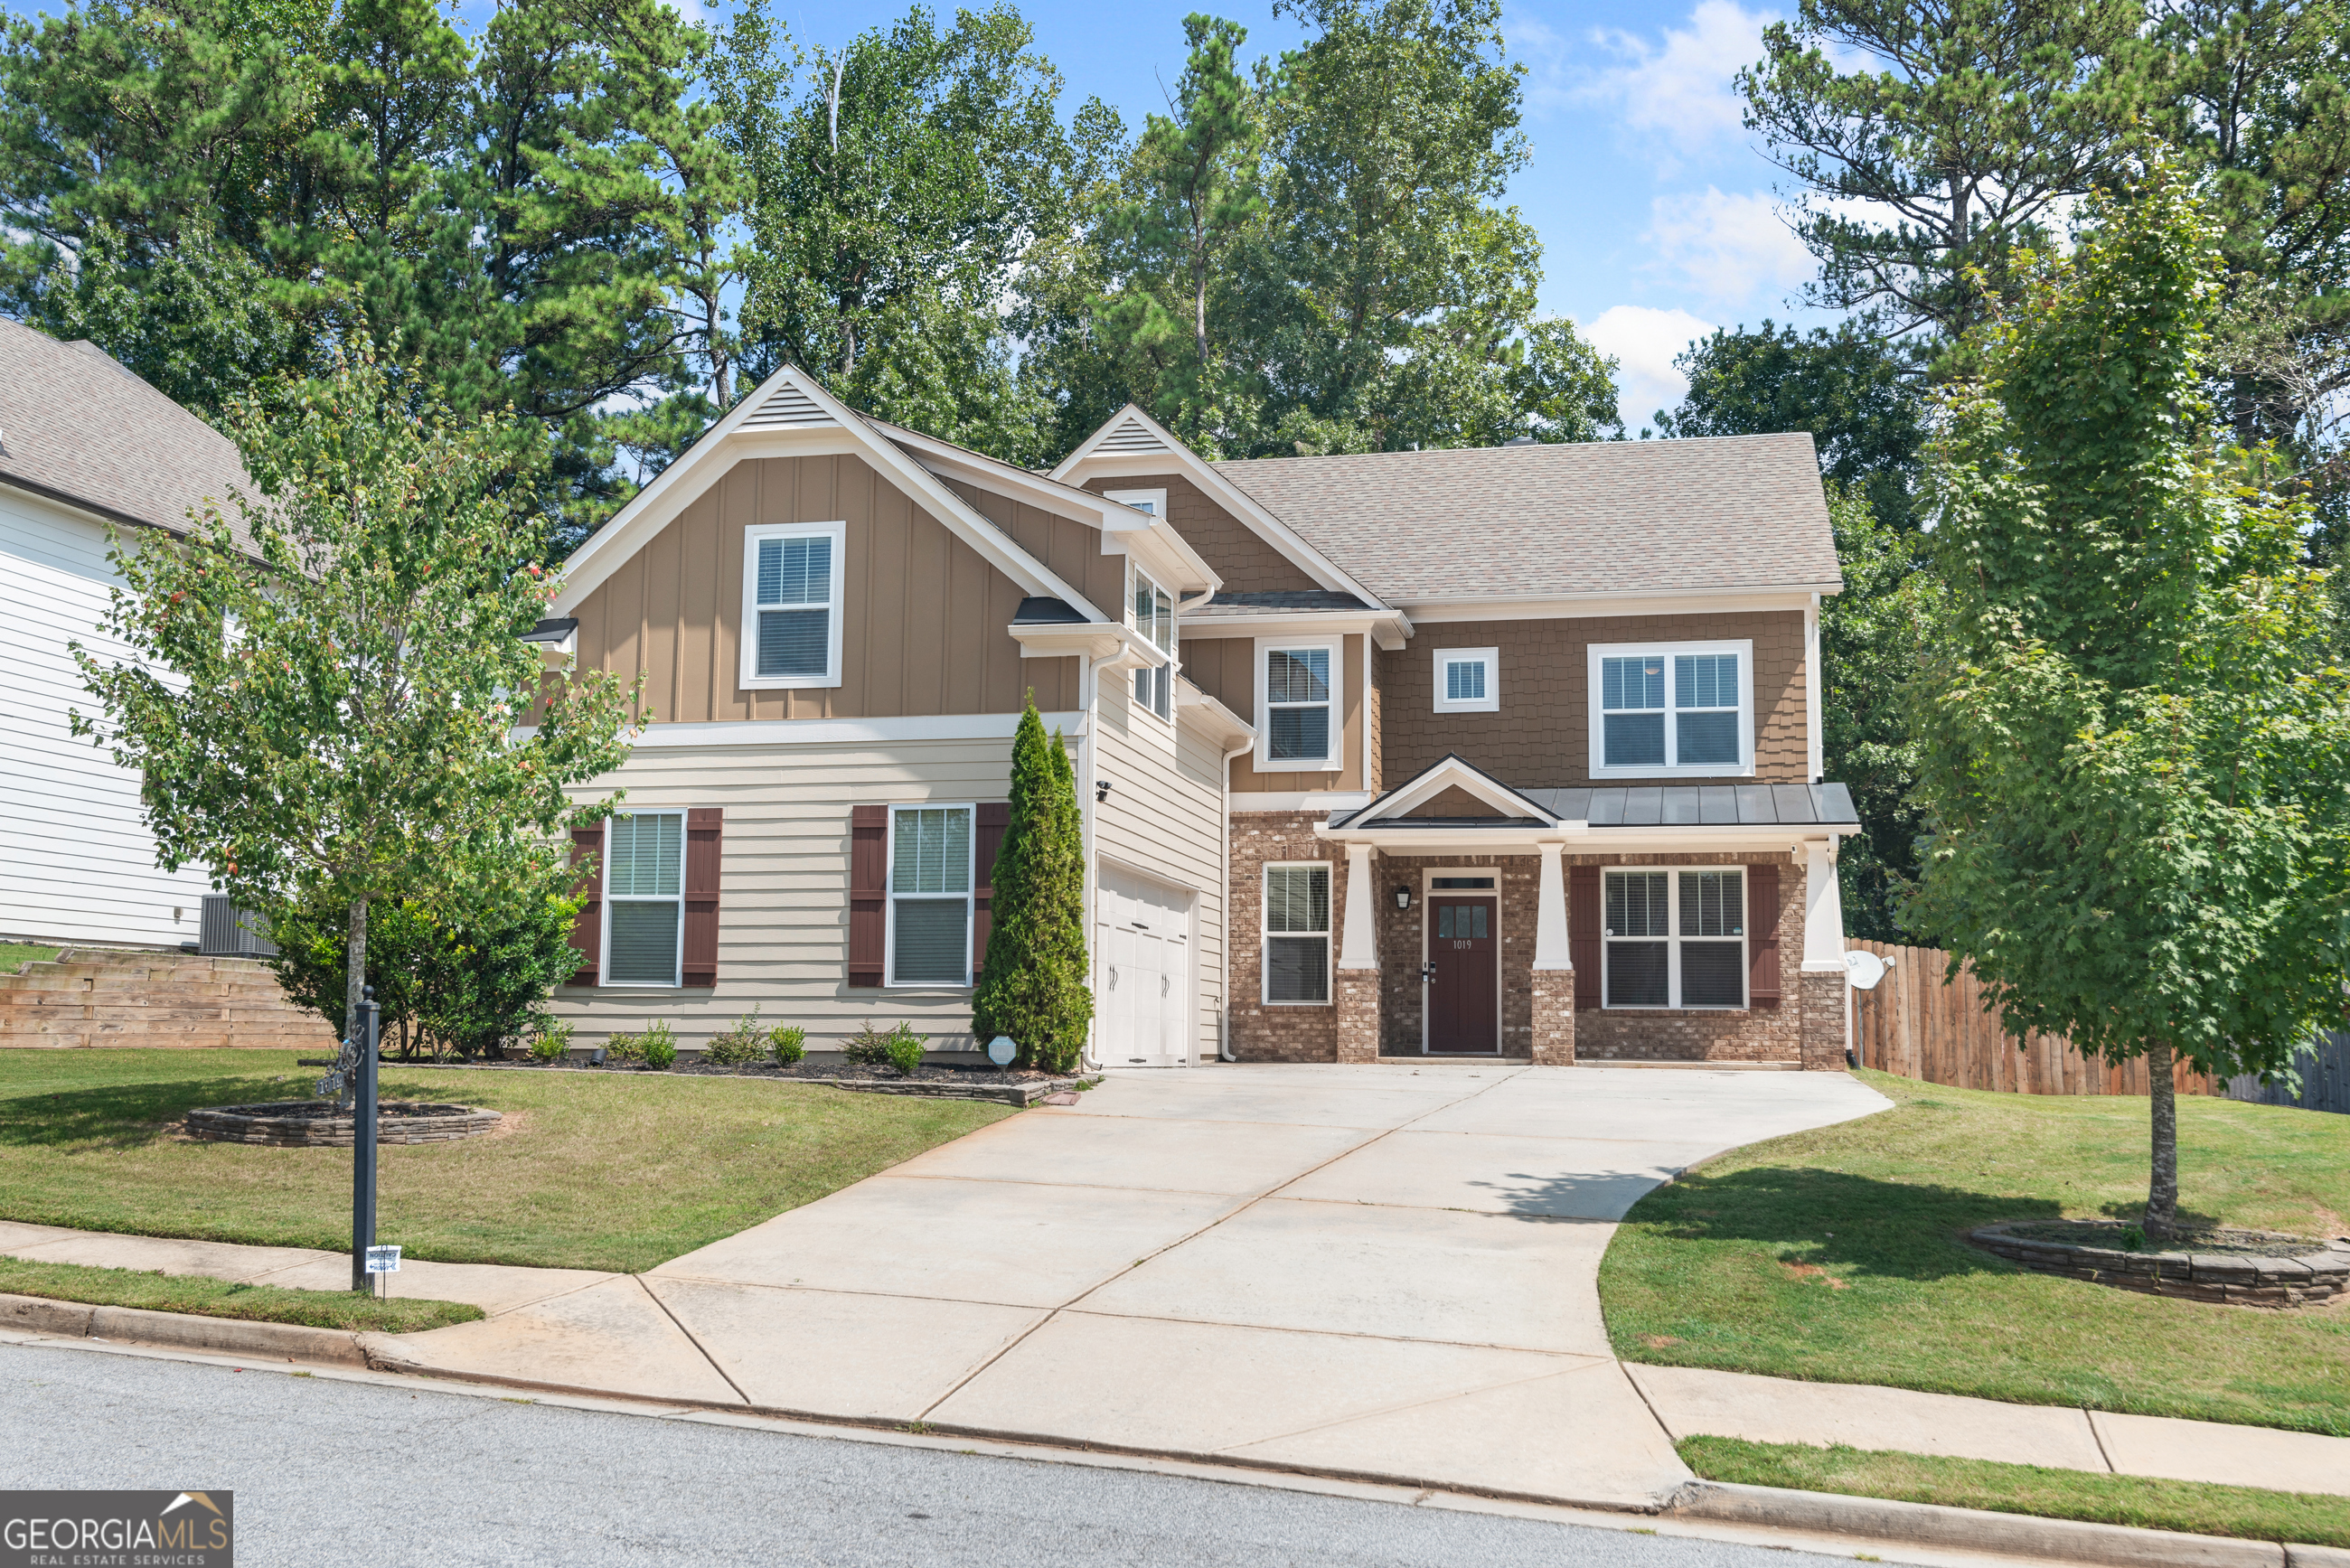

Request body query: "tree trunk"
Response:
[2145, 1038, 2179, 1238]
[344, 897, 368, 1047]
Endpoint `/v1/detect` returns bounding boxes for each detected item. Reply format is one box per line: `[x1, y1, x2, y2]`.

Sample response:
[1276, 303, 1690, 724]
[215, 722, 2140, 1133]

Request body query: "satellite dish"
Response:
[1843, 950, 1889, 991]
[986, 1035, 1017, 1066]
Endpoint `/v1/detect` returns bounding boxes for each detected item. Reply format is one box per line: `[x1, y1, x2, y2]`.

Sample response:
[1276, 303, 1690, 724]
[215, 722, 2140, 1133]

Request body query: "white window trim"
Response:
[1417, 868, 1503, 1054]
[885, 802, 975, 989]
[1255, 635, 1344, 773]
[1433, 646, 1499, 713]
[1586, 638, 1755, 778]
[1128, 560, 1176, 726]
[1260, 859, 1332, 1007]
[600, 809, 687, 989]
[1599, 866, 1748, 1011]
[739, 520, 847, 691]
[1104, 487, 1168, 519]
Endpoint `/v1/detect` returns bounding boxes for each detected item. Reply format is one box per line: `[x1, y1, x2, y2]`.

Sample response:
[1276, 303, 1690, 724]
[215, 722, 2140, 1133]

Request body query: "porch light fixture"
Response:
[1394, 886, 1413, 910]
[1095, 778, 1113, 803]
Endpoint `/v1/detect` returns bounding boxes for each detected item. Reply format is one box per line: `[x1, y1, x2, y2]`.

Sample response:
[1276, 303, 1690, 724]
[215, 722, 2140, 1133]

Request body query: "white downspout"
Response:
[1075, 653, 1100, 1071]
[1218, 727, 1255, 1062]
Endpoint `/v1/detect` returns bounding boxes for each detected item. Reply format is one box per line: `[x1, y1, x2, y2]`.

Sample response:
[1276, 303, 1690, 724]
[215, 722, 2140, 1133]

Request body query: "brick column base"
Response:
[1336, 970, 1381, 1063]
[1799, 969, 1847, 1070]
[1529, 971, 1576, 1066]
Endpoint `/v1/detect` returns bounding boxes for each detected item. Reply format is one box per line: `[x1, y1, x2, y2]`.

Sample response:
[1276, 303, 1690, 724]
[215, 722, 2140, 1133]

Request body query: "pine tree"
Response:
[971, 696, 1094, 1073]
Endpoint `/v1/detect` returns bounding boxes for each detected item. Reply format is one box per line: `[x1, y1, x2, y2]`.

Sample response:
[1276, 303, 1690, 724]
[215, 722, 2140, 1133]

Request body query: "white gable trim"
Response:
[1355, 755, 1558, 825]
[550, 366, 1107, 622]
[1048, 404, 1389, 612]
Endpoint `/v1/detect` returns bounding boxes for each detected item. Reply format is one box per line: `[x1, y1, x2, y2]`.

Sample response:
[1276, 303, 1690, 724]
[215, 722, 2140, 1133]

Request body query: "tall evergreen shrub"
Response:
[972, 696, 1094, 1071]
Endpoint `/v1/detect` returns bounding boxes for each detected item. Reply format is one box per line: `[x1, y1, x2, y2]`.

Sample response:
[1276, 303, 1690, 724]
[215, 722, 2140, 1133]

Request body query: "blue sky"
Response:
[8, 0, 1837, 424]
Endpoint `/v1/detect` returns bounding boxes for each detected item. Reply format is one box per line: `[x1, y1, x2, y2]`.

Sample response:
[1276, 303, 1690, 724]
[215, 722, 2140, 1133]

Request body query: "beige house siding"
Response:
[551, 736, 1038, 1052]
[1382, 611, 1808, 788]
[1089, 677, 1231, 1062]
[1178, 632, 1367, 793]
[568, 452, 1081, 726]
[1084, 472, 1321, 594]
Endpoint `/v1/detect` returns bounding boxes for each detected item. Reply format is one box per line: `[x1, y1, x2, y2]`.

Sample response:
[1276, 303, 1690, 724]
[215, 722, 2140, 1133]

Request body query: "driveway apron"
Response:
[385, 1063, 1890, 1507]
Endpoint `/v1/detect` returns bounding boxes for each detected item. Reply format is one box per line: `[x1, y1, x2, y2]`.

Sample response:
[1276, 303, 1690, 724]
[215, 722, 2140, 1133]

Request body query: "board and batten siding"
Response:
[1178, 632, 1368, 793]
[567, 452, 1087, 726]
[551, 735, 1049, 1051]
[1090, 676, 1230, 1062]
[0, 487, 213, 946]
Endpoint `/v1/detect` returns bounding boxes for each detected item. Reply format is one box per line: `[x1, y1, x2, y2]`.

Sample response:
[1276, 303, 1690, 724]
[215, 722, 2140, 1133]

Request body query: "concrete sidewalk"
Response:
[7, 1063, 2345, 1509]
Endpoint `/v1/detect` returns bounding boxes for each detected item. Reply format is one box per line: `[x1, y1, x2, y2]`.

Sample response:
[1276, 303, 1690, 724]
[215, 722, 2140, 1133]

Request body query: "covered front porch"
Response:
[1233, 756, 1860, 1068]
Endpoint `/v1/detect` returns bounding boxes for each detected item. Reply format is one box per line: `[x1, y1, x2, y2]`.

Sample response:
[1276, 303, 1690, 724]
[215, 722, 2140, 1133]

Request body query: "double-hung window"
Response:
[1589, 640, 1753, 774]
[605, 812, 684, 985]
[1434, 647, 1499, 713]
[1131, 566, 1174, 721]
[1602, 868, 1745, 1009]
[1263, 863, 1331, 1003]
[1259, 641, 1339, 769]
[888, 805, 973, 986]
[740, 521, 844, 689]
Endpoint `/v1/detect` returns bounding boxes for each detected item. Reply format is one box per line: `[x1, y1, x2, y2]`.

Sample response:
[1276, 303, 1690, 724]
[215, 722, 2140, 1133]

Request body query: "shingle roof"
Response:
[0, 320, 260, 555]
[1211, 435, 1842, 604]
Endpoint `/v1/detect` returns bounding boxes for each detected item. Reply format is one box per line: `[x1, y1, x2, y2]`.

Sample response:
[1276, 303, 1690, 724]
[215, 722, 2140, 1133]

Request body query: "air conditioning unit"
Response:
[199, 895, 277, 958]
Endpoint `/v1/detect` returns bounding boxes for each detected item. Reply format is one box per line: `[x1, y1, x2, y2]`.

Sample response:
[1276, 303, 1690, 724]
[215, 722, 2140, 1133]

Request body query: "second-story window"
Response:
[1131, 566, 1173, 720]
[1434, 647, 1499, 713]
[740, 521, 845, 690]
[1589, 640, 1753, 775]
[1260, 642, 1339, 769]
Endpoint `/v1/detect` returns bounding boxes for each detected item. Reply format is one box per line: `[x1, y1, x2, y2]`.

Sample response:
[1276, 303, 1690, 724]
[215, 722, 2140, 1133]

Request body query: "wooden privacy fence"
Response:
[1848, 940, 2219, 1098]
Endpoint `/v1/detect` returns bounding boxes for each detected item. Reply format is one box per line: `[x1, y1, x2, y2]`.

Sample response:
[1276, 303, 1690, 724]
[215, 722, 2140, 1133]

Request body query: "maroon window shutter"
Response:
[972, 803, 1010, 975]
[681, 808, 723, 987]
[1747, 864, 1781, 1008]
[1569, 865, 1602, 1009]
[568, 825, 603, 987]
[849, 805, 887, 987]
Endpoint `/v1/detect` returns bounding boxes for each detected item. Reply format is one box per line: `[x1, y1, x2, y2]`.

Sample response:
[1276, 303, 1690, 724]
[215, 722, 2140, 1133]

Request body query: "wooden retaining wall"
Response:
[1848, 939, 2218, 1098]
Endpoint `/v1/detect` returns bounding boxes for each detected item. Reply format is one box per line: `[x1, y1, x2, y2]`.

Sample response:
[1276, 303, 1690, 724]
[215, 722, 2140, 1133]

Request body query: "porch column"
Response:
[1800, 837, 1849, 1071]
[1528, 841, 1575, 1066]
[1335, 842, 1381, 1063]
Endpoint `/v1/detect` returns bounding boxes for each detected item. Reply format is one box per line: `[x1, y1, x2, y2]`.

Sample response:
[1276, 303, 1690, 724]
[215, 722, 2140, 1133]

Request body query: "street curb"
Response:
[1671, 1479, 2317, 1568]
[0, 1291, 372, 1367]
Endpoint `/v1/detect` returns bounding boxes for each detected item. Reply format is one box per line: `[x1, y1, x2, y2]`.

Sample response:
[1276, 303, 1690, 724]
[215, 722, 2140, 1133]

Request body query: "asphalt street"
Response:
[0, 1341, 1844, 1568]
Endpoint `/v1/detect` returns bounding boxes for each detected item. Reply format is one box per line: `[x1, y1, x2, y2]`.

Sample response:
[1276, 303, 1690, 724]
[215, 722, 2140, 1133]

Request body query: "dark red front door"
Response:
[1427, 897, 1498, 1053]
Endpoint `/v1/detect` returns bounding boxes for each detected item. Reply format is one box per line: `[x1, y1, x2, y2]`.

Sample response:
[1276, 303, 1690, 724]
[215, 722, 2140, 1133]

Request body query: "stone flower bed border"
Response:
[1969, 1220, 2350, 1309]
[186, 1101, 503, 1149]
[343, 1058, 1099, 1107]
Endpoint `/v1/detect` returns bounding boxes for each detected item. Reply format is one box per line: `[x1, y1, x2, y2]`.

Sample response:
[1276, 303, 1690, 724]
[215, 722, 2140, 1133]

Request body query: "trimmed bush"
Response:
[704, 1009, 766, 1066]
[884, 1024, 924, 1077]
[769, 1025, 807, 1066]
[641, 1020, 678, 1070]
[842, 1022, 894, 1067]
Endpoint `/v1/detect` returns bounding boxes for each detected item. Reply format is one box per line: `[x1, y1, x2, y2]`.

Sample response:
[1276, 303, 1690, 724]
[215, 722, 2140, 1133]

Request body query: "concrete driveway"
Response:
[387, 1063, 1889, 1507]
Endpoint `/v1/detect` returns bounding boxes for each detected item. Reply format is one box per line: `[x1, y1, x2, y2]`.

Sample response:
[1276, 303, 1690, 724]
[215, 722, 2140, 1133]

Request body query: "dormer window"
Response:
[1588, 639, 1753, 776]
[740, 521, 844, 690]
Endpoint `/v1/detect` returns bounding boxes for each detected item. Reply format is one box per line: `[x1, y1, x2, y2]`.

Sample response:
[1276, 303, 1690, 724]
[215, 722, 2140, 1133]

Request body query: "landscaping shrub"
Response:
[769, 1025, 806, 1066]
[970, 697, 1092, 1073]
[528, 1015, 571, 1064]
[704, 1009, 766, 1066]
[641, 1020, 677, 1070]
[604, 1029, 645, 1066]
[842, 1022, 895, 1066]
[884, 1023, 924, 1077]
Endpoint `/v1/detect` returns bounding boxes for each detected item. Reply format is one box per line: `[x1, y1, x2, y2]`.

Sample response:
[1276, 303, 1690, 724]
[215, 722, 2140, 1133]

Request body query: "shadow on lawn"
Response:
[0, 1075, 308, 1150]
[1593, 1164, 2214, 1282]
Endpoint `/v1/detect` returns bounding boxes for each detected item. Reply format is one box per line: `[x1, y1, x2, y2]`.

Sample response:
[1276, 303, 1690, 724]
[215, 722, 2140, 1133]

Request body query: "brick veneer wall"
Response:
[1226, 812, 1350, 1062]
[1372, 852, 1538, 1056]
[1571, 849, 1806, 1064]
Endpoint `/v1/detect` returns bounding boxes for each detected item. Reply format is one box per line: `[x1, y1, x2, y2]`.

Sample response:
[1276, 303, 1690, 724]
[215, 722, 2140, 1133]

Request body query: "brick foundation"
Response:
[1336, 970, 1381, 1063]
[1529, 971, 1575, 1065]
[1799, 968, 1847, 1069]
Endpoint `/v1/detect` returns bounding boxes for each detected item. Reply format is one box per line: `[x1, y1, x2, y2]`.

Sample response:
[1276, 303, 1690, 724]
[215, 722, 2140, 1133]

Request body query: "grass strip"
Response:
[1678, 1435, 2350, 1548]
[0, 1253, 484, 1333]
[0, 943, 60, 973]
[1600, 1070, 2350, 1436]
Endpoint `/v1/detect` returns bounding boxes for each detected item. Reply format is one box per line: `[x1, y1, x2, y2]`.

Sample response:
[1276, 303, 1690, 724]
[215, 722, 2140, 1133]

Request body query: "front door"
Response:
[1426, 896, 1498, 1054]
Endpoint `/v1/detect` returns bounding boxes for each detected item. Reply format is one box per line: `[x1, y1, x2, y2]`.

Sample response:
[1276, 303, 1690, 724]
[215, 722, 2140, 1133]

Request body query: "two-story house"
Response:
[541, 365, 1858, 1069]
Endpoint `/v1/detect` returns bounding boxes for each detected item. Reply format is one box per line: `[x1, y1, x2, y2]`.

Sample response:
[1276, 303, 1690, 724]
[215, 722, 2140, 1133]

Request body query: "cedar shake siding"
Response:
[1179, 633, 1368, 793]
[1382, 611, 1809, 787]
[569, 452, 1082, 725]
[1083, 472, 1322, 594]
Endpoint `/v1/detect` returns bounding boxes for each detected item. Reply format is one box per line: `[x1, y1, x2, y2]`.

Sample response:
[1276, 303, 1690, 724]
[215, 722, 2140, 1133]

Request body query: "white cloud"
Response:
[1569, 0, 1776, 168]
[1644, 187, 1812, 308]
[1580, 305, 1716, 426]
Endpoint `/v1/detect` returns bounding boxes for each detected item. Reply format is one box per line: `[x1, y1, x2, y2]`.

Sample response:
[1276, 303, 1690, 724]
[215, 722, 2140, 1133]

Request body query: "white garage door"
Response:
[1096, 866, 1194, 1067]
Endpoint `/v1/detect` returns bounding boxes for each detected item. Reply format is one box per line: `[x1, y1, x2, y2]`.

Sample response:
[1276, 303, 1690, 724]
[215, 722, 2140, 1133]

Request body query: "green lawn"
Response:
[1600, 1070, 2350, 1436]
[1681, 1436, 2350, 1547]
[0, 1049, 1014, 1272]
[0, 1253, 481, 1332]
[0, 943, 60, 973]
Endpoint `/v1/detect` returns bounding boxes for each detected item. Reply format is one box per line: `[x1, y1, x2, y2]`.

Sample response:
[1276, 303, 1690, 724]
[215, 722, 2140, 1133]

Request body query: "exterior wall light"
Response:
[1394, 886, 1413, 910]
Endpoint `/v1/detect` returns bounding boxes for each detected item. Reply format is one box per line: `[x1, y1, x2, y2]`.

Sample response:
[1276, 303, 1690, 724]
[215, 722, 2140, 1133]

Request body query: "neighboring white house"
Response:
[0, 321, 256, 948]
